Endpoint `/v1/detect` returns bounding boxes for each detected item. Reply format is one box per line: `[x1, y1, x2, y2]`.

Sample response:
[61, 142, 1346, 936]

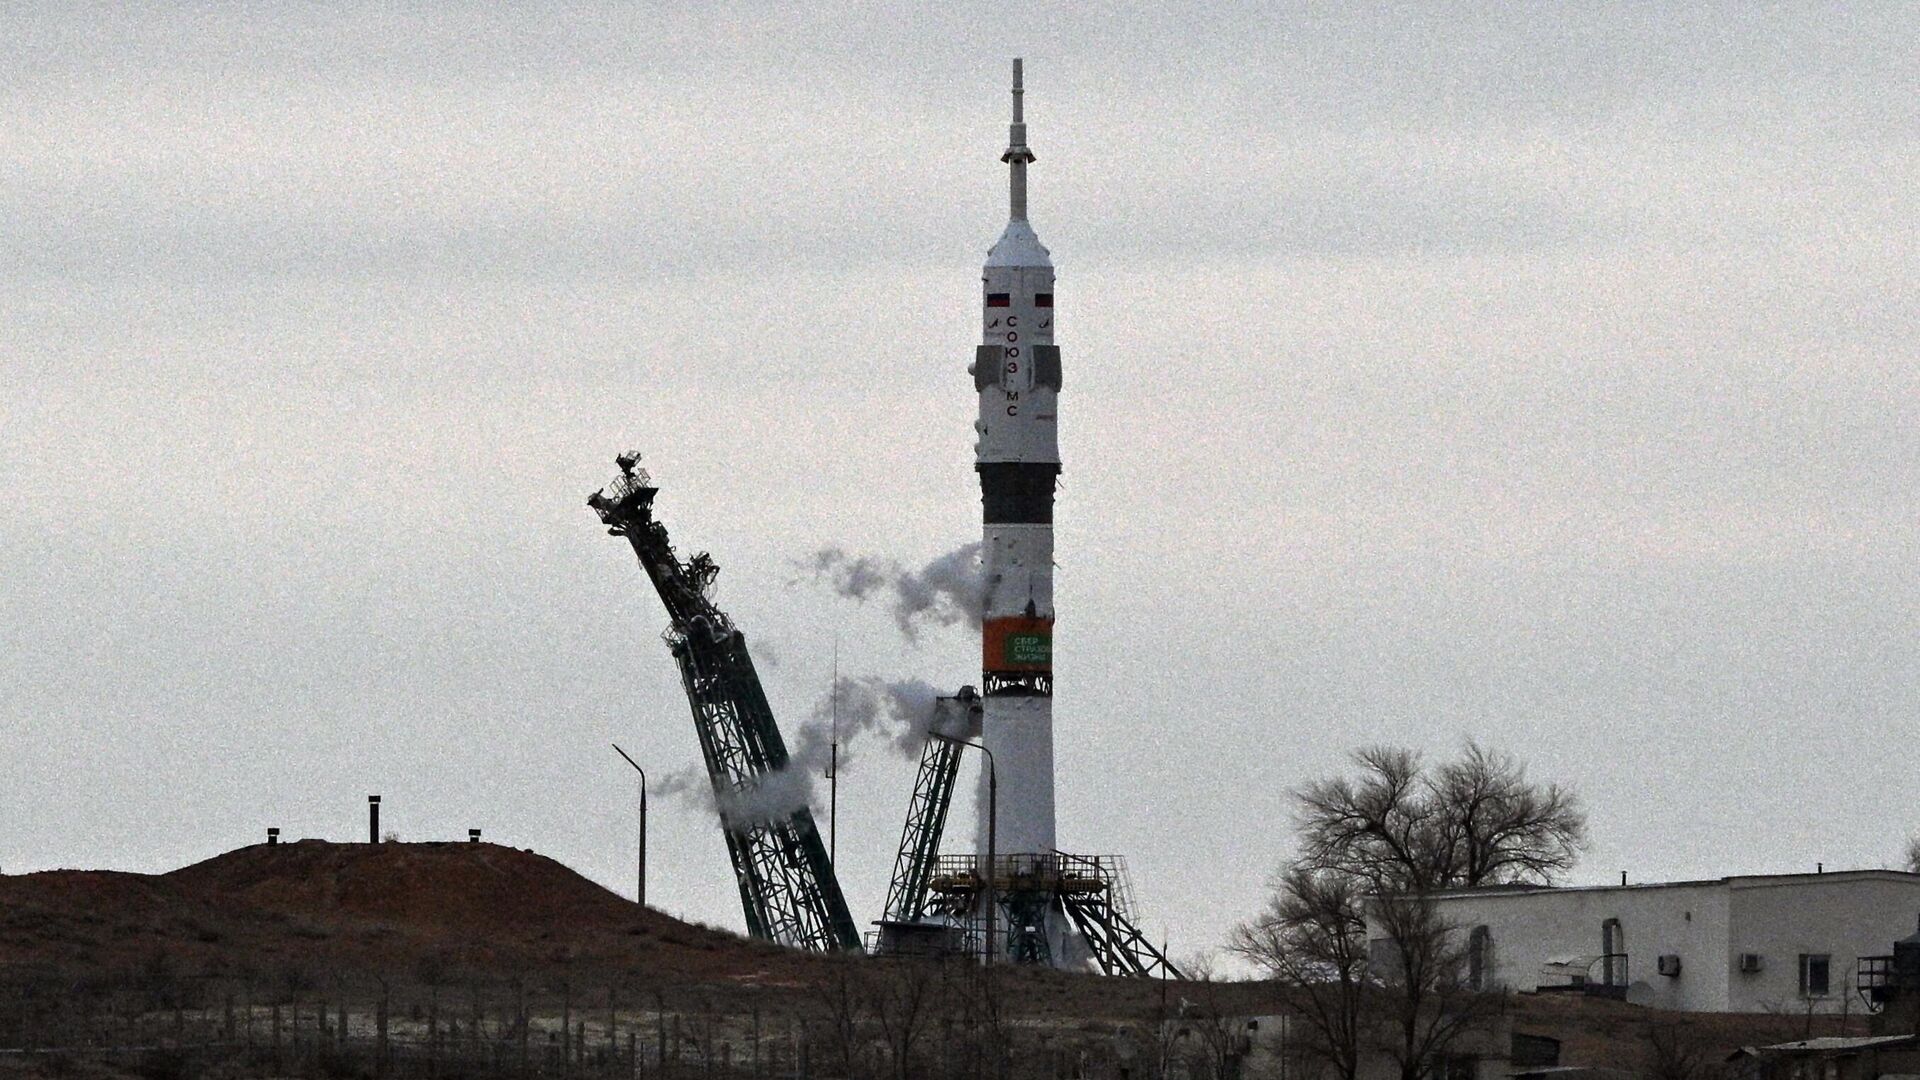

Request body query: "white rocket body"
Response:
[975, 228, 1059, 858]
[972, 62, 1068, 958]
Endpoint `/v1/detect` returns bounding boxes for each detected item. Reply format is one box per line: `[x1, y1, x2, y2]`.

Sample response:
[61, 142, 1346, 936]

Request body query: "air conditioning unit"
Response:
[1739, 953, 1764, 973]
[1657, 954, 1682, 977]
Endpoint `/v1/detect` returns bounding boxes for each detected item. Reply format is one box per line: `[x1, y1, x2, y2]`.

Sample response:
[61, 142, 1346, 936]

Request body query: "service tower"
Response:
[973, 58, 1067, 961]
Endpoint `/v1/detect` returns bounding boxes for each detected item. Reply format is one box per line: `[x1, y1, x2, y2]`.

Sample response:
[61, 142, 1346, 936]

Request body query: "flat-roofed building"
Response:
[1395, 870, 1920, 1013]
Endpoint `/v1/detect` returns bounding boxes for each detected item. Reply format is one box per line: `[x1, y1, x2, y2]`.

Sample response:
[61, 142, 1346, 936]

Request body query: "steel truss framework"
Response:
[1053, 853, 1181, 978]
[922, 852, 1183, 978]
[881, 734, 967, 925]
[589, 455, 860, 953]
[1001, 890, 1055, 966]
[1060, 892, 1177, 978]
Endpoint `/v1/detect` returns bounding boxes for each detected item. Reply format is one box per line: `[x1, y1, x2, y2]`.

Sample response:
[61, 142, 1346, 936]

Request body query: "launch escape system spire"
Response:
[592, 61, 1174, 976]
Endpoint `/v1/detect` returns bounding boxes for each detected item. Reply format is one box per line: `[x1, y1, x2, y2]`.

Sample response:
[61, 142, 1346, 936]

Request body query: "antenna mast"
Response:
[828, 636, 839, 863]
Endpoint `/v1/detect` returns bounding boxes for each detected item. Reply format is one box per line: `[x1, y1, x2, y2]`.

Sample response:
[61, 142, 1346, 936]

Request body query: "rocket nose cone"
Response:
[986, 220, 1051, 268]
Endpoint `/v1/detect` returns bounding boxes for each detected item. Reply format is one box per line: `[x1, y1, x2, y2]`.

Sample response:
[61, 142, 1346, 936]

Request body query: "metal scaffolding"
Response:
[922, 852, 1182, 978]
[1055, 853, 1182, 979]
[588, 454, 860, 953]
[882, 735, 967, 925]
[878, 688, 982, 927]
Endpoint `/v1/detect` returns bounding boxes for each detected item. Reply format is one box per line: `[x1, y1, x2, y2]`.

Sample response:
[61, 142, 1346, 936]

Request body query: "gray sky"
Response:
[4, 4, 1917, 962]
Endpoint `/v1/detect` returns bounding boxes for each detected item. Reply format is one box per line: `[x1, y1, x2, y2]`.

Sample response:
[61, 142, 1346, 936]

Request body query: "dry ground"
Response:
[0, 842, 1874, 1077]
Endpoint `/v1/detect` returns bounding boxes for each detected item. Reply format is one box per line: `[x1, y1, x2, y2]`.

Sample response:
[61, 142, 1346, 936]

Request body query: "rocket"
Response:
[973, 58, 1061, 862]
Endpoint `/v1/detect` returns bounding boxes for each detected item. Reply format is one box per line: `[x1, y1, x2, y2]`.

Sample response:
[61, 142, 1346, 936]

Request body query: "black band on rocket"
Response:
[977, 462, 1060, 524]
[984, 672, 1053, 697]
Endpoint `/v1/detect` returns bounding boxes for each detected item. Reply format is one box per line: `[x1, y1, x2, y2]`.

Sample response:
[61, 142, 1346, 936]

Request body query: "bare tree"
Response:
[818, 963, 875, 1080]
[1162, 954, 1254, 1080]
[1903, 833, 1920, 874]
[1296, 742, 1586, 893]
[1229, 868, 1368, 1080]
[869, 959, 942, 1080]
[1240, 742, 1585, 1080]
[1367, 895, 1504, 1080]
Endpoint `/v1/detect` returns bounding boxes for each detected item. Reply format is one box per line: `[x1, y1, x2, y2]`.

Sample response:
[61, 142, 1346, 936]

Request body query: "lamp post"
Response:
[931, 733, 996, 966]
[611, 743, 648, 909]
[826, 637, 839, 863]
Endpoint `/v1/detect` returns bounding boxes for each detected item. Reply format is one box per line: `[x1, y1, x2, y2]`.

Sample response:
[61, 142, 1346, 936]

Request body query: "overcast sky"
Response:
[4, 4, 1917, 963]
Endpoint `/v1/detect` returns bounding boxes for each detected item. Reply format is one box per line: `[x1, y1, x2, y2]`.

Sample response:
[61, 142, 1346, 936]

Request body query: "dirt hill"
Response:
[0, 840, 807, 990]
[0, 840, 1185, 1014]
[164, 841, 675, 932]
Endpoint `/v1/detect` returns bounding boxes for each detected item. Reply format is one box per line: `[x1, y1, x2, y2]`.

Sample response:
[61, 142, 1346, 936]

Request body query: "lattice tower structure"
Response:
[589, 454, 860, 952]
[923, 852, 1182, 977]
[878, 687, 983, 931]
[883, 736, 966, 925]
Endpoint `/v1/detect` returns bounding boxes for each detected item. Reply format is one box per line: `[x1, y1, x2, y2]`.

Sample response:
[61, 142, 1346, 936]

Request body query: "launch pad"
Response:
[591, 60, 1175, 977]
[921, 854, 1178, 977]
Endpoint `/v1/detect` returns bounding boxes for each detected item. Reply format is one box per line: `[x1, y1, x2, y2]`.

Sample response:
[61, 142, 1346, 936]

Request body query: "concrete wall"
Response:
[1723, 874, 1920, 1013]
[1416, 872, 1920, 1014]
[1422, 881, 1731, 1011]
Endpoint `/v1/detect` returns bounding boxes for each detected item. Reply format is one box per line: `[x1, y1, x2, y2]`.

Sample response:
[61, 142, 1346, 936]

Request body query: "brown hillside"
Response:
[0, 842, 1853, 1076]
[0, 841, 803, 988]
[162, 840, 678, 931]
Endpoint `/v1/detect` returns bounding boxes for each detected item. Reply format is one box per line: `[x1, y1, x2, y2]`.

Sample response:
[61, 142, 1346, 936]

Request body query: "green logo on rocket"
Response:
[1006, 633, 1051, 666]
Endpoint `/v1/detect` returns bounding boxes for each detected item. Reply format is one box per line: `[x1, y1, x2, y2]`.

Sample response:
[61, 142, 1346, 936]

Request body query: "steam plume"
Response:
[802, 543, 984, 639]
[657, 675, 966, 827]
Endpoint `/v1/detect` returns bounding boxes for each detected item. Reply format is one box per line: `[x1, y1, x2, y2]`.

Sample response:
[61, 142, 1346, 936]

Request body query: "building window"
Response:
[1468, 925, 1491, 990]
[1601, 918, 1627, 986]
[1799, 954, 1831, 997]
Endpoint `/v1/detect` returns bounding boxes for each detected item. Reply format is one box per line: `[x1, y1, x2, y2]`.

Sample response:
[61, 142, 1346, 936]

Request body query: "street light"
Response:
[611, 743, 648, 908]
[931, 732, 996, 966]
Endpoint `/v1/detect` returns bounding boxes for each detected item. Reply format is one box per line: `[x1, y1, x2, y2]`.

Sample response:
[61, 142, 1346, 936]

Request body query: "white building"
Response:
[1412, 870, 1920, 1013]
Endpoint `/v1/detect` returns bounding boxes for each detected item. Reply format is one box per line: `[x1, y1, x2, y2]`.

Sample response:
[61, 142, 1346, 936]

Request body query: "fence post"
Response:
[376, 985, 390, 1079]
[655, 991, 668, 1076]
[517, 983, 529, 1075]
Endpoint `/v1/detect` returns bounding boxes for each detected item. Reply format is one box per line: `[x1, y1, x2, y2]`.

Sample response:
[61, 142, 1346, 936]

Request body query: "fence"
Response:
[0, 973, 819, 1079]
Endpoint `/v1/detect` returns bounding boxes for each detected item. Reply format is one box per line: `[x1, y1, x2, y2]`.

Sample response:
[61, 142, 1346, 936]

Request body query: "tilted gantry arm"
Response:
[589, 454, 861, 952]
[879, 688, 983, 927]
[588, 454, 723, 631]
[882, 736, 966, 925]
